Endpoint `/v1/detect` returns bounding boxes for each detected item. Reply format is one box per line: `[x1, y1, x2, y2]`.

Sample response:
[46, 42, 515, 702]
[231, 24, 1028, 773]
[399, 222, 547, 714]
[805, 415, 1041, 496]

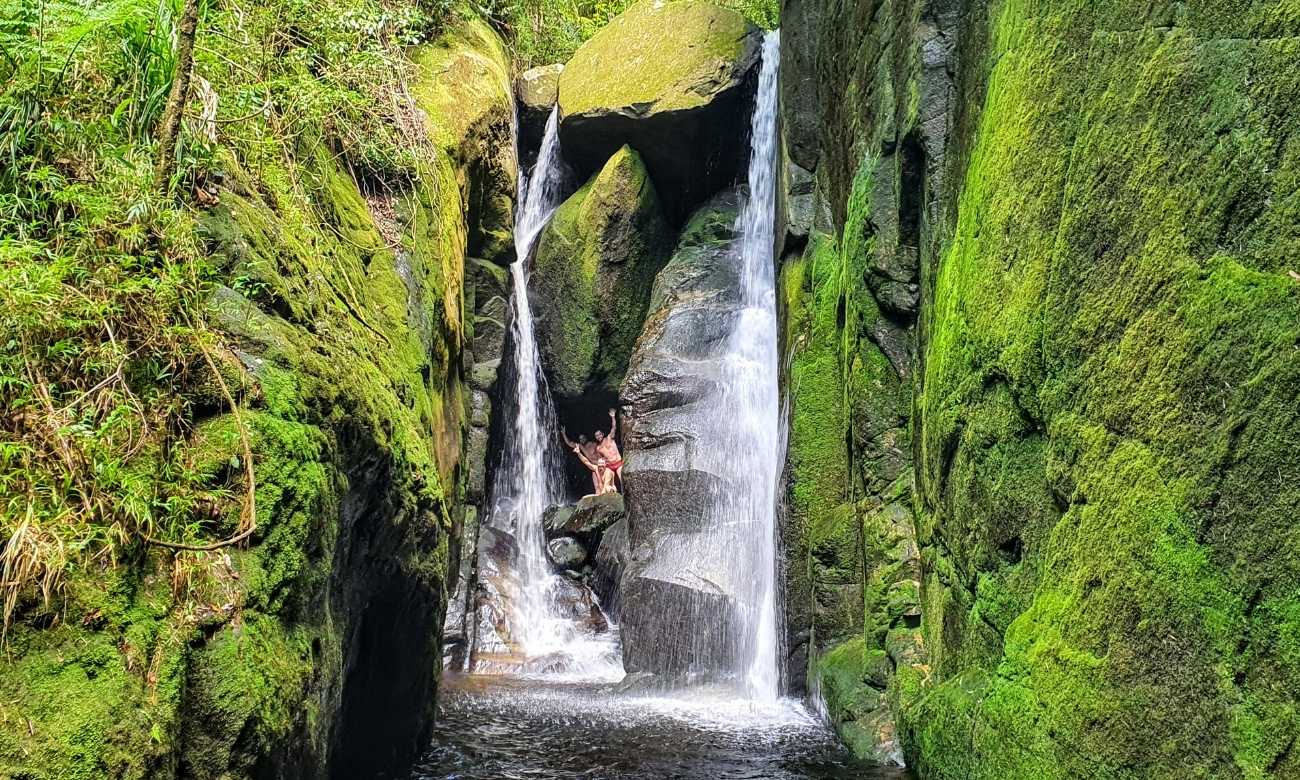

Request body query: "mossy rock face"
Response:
[412, 20, 518, 266]
[411, 19, 512, 160]
[557, 0, 761, 222]
[781, 0, 1300, 771]
[0, 19, 516, 778]
[898, 2, 1300, 777]
[815, 639, 903, 765]
[530, 145, 673, 408]
[0, 580, 186, 780]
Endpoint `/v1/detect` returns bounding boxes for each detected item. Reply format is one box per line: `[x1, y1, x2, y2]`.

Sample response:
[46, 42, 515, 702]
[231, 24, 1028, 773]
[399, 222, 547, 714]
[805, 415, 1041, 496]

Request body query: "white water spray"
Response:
[503, 106, 565, 655]
[725, 29, 783, 702]
[485, 107, 620, 678]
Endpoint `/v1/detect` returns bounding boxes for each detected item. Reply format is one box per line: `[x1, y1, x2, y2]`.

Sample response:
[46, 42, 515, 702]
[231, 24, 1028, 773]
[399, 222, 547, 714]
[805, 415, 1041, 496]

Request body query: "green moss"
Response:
[410, 20, 513, 159]
[0, 582, 185, 780]
[783, 235, 858, 642]
[905, 0, 1300, 776]
[815, 638, 900, 763]
[179, 616, 319, 778]
[0, 3, 518, 775]
[558, 0, 755, 117]
[531, 145, 672, 401]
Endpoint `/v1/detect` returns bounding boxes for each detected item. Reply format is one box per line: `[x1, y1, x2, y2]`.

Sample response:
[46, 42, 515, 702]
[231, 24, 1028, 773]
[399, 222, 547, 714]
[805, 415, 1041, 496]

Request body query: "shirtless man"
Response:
[561, 427, 601, 493]
[594, 409, 624, 490]
[570, 444, 616, 498]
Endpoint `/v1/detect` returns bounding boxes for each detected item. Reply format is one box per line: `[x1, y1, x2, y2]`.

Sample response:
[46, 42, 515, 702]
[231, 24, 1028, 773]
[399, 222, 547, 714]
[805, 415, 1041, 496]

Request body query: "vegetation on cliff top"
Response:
[0, 0, 458, 634]
[502, 0, 777, 66]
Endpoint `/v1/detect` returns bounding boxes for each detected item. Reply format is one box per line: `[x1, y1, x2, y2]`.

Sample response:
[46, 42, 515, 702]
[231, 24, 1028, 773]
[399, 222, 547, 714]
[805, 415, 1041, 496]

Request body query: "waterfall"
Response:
[724, 28, 783, 702]
[482, 106, 620, 677]
[500, 106, 565, 656]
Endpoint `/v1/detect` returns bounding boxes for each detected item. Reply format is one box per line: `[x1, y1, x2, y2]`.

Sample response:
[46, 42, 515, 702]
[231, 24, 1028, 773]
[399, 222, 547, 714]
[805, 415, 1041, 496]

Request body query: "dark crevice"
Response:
[898, 131, 925, 253]
[996, 536, 1023, 565]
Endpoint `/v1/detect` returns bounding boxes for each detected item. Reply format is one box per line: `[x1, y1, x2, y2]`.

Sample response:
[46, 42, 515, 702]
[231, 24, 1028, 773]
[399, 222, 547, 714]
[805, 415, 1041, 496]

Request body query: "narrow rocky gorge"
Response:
[1, 0, 1297, 778]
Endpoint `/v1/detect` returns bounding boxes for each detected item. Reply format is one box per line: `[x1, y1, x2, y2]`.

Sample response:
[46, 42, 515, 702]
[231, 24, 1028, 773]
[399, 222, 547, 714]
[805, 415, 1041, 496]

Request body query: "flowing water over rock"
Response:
[725, 28, 784, 700]
[411, 675, 915, 780]
[616, 29, 784, 699]
[437, 29, 872, 780]
[473, 106, 621, 678]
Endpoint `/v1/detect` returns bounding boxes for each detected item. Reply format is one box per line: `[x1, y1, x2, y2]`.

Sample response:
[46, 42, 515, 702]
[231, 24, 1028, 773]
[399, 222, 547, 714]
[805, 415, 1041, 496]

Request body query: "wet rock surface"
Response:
[618, 190, 750, 679]
[547, 536, 588, 568]
[545, 493, 626, 539]
[591, 517, 630, 617]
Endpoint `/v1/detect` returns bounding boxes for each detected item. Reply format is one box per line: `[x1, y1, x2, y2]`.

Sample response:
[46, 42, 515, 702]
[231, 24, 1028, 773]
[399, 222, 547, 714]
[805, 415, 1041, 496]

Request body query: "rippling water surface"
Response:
[411, 675, 914, 780]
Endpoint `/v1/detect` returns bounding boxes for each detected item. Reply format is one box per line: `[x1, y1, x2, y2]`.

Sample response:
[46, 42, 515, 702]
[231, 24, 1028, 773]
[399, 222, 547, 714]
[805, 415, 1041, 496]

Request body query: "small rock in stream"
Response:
[546, 536, 587, 568]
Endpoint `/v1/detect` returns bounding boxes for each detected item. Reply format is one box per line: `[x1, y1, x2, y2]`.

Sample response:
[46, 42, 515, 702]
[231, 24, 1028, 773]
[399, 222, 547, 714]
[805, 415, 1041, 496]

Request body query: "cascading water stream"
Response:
[420, 32, 912, 780]
[723, 28, 783, 703]
[503, 106, 565, 655]
[624, 30, 784, 703]
[483, 106, 620, 677]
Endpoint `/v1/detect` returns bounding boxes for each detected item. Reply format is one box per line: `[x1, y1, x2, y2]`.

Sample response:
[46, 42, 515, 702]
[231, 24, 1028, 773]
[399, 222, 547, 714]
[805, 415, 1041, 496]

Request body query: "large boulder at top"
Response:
[557, 0, 761, 223]
[517, 63, 563, 166]
[617, 190, 749, 678]
[411, 21, 517, 266]
[530, 145, 672, 408]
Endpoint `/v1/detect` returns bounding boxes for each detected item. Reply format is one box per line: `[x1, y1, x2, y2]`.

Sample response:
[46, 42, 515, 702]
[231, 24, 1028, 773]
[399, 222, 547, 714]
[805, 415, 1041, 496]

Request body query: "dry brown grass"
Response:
[1, 513, 67, 641]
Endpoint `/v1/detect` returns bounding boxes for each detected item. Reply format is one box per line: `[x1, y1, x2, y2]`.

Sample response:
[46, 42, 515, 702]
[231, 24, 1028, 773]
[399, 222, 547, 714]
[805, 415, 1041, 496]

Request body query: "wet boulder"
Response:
[542, 505, 578, 539]
[548, 576, 610, 634]
[547, 536, 588, 568]
[617, 190, 750, 679]
[530, 145, 672, 407]
[557, 0, 760, 222]
[591, 517, 630, 617]
[471, 526, 526, 657]
[545, 493, 626, 539]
